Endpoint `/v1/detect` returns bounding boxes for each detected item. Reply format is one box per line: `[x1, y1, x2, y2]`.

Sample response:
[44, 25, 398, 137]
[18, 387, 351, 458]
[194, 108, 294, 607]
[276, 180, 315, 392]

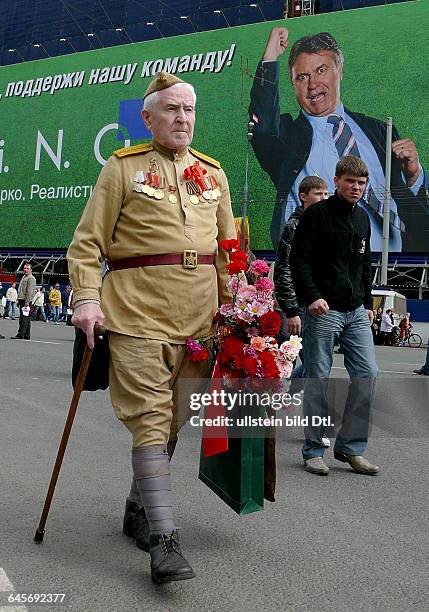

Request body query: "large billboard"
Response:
[0, 0, 428, 252]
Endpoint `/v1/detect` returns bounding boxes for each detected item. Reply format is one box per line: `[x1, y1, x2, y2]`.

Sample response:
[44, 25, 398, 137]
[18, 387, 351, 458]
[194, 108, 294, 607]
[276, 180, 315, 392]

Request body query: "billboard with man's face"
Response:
[0, 0, 427, 252]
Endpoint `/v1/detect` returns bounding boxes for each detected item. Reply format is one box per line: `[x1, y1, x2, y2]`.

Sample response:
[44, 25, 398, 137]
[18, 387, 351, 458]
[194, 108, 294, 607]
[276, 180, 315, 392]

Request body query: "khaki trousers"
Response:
[109, 333, 211, 447]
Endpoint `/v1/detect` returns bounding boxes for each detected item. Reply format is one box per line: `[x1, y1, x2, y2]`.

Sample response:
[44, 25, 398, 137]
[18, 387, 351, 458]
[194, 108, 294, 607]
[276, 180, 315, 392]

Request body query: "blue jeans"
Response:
[32, 305, 46, 321]
[51, 305, 61, 322]
[6, 300, 17, 318]
[302, 305, 378, 459]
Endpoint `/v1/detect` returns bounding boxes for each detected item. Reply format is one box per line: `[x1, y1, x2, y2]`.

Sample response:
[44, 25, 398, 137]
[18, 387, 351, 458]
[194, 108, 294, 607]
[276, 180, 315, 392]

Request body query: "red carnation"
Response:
[243, 355, 258, 376]
[259, 311, 282, 337]
[222, 336, 245, 357]
[227, 259, 249, 274]
[259, 351, 280, 378]
[219, 239, 240, 252]
[229, 250, 248, 262]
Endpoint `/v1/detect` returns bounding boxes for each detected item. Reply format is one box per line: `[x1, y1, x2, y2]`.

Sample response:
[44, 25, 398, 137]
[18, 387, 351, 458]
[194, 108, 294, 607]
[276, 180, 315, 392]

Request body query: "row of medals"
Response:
[132, 171, 221, 205]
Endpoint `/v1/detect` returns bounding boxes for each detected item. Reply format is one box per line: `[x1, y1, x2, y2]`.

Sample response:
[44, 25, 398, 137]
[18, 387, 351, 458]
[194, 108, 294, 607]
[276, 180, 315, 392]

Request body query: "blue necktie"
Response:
[327, 114, 404, 232]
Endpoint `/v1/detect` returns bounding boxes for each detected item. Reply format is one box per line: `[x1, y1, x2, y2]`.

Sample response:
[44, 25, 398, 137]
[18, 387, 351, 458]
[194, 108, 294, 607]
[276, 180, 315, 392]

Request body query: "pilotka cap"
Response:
[144, 71, 187, 98]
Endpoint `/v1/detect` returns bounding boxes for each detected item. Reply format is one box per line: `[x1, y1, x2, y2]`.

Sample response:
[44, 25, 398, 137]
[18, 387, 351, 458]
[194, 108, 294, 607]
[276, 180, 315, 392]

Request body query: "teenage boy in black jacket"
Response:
[290, 156, 379, 476]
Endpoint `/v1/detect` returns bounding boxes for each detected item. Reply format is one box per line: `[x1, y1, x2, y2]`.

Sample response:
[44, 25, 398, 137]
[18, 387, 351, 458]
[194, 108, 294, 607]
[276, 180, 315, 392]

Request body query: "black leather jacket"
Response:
[274, 206, 303, 318]
[290, 194, 373, 312]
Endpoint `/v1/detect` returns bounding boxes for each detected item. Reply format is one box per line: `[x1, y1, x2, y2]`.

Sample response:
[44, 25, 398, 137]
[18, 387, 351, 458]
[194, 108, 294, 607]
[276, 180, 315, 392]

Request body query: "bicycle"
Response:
[391, 326, 422, 348]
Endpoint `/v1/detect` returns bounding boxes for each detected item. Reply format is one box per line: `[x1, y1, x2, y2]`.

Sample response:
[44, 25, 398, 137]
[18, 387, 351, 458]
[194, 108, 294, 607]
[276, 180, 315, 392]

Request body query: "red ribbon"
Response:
[184, 162, 207, 192]
[202, 356, 229, 457]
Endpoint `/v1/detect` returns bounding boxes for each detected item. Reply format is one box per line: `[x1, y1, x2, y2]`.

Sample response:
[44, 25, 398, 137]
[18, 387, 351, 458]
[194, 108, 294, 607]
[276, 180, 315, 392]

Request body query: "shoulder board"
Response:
[113, 143, 154, 158]
[189, 147, 221, 169]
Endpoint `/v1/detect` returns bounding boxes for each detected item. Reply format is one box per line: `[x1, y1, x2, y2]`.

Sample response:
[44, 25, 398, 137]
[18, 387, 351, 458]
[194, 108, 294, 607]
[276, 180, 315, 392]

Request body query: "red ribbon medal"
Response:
[184, 161, 207, 192]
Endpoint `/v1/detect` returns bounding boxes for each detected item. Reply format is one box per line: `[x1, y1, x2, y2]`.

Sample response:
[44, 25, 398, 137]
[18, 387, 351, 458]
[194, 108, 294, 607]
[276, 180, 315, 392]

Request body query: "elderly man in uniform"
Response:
[67, 72, 236, 584]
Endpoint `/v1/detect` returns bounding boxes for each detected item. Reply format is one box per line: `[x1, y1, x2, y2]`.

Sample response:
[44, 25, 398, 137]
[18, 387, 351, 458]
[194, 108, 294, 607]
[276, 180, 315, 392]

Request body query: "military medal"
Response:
[184, 162, 210, 204]
[133, 170, 145, 183]
[168, 185, 177, 204]
[149, 157, 159, 174]
[209, 176, 221, 200]
[134, 183, 144, 193]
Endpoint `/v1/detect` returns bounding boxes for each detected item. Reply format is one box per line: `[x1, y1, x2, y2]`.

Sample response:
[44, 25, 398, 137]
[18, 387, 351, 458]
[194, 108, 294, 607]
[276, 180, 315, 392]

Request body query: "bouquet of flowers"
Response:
[186, 239, 302, 387]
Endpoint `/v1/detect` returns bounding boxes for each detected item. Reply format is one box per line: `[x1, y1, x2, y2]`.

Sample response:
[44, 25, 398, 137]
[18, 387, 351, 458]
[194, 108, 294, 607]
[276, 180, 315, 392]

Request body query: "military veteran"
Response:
[67, 71, 236, 584]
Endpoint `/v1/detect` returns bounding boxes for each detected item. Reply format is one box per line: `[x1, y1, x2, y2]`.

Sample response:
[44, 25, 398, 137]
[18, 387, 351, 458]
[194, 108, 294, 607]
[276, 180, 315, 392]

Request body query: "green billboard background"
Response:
[0, 0, 427, 251]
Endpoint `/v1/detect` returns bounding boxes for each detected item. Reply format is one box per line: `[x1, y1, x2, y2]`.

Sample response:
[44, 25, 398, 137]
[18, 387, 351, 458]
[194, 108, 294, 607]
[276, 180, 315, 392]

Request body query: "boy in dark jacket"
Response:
[274, 176, 328, 437]
[290, 156, 379, 477]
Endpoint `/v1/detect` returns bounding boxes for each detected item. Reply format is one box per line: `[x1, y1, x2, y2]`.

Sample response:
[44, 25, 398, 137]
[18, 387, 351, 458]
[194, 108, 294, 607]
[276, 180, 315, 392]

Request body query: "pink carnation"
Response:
[250, 259, 270, 276]
[236, 285, 257, 301]
[255, 277, 274, 293]
[186, 338, 203, 355]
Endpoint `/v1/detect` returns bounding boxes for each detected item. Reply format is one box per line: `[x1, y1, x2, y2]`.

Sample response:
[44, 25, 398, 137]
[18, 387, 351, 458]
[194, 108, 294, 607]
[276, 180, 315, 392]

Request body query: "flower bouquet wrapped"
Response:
[186, 239, 302, 388]
[194, 240, 303, 515]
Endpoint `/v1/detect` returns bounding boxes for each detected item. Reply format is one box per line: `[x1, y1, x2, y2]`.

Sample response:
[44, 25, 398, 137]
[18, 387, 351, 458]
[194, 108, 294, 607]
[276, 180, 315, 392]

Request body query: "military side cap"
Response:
[144, 71, 186, 99]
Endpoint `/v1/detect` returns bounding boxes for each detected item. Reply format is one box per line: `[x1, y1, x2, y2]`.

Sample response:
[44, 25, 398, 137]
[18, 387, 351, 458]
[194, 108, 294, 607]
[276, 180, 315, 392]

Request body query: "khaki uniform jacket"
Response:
[67, 140, 236, 343]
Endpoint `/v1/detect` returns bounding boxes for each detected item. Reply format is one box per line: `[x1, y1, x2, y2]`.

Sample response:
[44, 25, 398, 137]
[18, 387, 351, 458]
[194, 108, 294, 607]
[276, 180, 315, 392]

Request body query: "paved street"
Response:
[0, 319, 428, 612]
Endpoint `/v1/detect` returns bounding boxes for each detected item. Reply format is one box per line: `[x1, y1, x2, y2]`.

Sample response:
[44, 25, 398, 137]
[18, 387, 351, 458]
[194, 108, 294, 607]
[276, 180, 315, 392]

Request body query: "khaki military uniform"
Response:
[67, 140, 236, 445]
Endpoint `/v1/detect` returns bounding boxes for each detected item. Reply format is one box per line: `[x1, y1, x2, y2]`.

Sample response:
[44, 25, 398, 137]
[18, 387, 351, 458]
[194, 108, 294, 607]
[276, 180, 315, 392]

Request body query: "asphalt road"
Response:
[0, 319, 428, 612]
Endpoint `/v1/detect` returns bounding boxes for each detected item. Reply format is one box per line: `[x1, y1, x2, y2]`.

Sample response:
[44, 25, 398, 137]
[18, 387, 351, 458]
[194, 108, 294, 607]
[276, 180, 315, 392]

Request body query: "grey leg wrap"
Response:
[128, 440, 177, 509]
[132, 444, 175, 535]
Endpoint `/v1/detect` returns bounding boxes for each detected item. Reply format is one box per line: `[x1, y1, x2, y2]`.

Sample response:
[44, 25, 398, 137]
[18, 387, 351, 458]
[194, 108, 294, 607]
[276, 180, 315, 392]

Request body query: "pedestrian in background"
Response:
[11, 263, 36, 340]
[32, 287, 47, 321]
[380, 309, 394, 345]
[4, 282, 18, 320]
[49, 283, 62, 324]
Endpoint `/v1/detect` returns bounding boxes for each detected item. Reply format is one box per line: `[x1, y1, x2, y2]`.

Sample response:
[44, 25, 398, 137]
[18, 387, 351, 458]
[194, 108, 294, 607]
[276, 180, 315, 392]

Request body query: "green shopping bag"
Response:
[198, 404, 266, 515]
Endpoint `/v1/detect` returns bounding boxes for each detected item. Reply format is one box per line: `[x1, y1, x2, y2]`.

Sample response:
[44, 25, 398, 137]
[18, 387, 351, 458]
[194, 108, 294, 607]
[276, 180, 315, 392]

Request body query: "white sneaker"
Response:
[322, 436, 330, 448]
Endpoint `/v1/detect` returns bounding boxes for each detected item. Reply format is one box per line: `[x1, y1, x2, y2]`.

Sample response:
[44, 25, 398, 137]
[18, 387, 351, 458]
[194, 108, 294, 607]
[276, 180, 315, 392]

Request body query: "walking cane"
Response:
[34, 323, 106, 543]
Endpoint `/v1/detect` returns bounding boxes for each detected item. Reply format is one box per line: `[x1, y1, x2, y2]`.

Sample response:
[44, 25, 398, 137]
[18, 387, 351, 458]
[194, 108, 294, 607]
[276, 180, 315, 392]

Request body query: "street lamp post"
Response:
[213, 9, 231, 27]
[249, 3, 266, 21]
[146, 22, 164, 38]
[8, 48, 25, 62]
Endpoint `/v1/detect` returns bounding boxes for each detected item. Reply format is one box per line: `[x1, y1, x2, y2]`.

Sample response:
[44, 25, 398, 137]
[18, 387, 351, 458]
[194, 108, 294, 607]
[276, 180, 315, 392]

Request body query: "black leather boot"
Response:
[150, 531, 195, 584]
[122, 500, 150, 552]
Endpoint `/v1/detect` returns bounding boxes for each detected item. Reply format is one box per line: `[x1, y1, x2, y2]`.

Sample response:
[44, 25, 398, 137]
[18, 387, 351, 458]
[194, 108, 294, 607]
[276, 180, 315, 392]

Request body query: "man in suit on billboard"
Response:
[250, 27, 429, 252]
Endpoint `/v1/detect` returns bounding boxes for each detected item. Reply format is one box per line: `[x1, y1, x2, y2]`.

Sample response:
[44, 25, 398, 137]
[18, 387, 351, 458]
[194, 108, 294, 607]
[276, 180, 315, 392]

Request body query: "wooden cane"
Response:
[34, 323, 106, 543]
